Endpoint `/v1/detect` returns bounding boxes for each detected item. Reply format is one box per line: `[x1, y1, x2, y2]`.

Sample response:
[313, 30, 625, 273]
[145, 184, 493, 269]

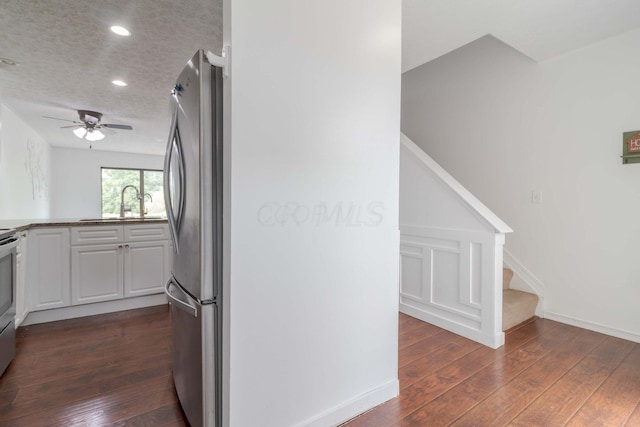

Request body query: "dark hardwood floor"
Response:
[344, 315, 640, 427]
[1, 307, 639, 426]
[0, 305, 187, 427]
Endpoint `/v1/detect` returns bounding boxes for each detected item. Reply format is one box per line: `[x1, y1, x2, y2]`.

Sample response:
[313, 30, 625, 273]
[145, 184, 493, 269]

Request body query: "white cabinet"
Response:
[27, 228, 71, 310]
[71, 243, 124, 304]
[71, 224, 169, 305]
[15, 232, 29, 326]
[124, 240, 170, 297]
[122, 223, 170, 297]
[71, 225, 124, 304]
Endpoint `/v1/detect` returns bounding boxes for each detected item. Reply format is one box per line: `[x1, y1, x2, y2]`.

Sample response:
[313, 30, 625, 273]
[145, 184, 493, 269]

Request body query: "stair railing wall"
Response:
[400, 133, 513, 349]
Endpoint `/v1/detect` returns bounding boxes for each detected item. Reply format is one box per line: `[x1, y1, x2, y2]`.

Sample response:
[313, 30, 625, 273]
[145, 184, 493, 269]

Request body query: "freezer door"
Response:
[163, 50, 223, 303]
[166, 278, 217, 426]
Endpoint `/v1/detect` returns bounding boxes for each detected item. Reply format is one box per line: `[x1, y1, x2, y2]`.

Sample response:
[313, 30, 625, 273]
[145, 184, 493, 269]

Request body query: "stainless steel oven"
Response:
[0, 228, 18, 377]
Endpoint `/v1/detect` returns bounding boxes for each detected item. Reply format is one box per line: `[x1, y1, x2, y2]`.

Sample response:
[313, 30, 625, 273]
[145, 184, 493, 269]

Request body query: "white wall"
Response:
[402, 31, 640, 342]
[0, 103, 51, 219]
[50, 147, 163, 218]
[226, 0, 401, 425]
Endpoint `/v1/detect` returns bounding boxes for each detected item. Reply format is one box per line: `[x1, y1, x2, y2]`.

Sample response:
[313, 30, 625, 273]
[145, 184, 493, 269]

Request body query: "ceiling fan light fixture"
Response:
[73, 127, 87, 138]
[110, 25, 131, 36]
[86, 129, 105, 141]
[45, 110, 131, 145]
[112, 80, 127, 87]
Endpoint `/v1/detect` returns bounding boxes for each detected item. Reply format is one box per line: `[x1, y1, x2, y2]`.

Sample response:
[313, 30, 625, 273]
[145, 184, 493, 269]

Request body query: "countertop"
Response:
[0, 218, 168, 232]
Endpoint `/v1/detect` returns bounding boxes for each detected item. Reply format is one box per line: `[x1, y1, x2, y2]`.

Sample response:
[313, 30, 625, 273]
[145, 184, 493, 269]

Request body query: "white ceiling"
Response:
[403, 0, 640, 72]
[0, 0, 222, 155]
[1, 1, 639, 155]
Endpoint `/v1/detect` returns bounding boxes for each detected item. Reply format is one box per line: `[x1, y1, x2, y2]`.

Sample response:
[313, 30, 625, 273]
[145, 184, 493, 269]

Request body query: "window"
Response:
[101, 168, 166, 218]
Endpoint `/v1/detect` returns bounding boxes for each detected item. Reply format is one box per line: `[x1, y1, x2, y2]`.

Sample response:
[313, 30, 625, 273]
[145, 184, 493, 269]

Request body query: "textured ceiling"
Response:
[403, 0, 640, 72]
[1, 1, 639, 155]
[0, 0, 222, 155]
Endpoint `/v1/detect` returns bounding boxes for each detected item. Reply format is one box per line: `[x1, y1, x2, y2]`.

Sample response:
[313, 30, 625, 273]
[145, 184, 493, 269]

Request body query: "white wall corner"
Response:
[503, 248, 545, 317]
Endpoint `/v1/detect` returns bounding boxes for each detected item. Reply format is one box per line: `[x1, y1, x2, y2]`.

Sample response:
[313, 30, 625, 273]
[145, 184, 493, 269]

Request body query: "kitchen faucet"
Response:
[142, 193, 152, 216]
[119, 185, 141, 218]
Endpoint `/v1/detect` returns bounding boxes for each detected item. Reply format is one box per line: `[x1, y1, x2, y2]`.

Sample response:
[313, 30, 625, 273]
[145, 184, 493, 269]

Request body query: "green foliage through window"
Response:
[101, 168, 166, 218]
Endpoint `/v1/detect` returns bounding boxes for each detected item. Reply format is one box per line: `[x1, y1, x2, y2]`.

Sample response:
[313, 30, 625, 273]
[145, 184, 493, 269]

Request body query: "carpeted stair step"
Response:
[502, 268, 538, 331]
[503, 267, 514, 290]
[503, 289, 538, 330]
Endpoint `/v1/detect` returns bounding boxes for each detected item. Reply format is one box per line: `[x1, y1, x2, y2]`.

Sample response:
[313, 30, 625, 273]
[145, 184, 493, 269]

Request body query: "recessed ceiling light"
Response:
[110, 25, 131, 36]
[112, 80, 127, 87]
[0, 58, 18, 66]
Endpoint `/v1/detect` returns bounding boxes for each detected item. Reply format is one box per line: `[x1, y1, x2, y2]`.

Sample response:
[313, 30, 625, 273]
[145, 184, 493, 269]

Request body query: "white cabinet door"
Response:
[15, 232, 28, 326]
[123, 240, 170, 297]
[71, 244, 124, 304]
[28, 228, 71, 310]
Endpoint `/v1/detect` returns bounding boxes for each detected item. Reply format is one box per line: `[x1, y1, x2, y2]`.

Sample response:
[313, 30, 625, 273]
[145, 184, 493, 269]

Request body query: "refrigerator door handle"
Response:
[165, 279, 198, 318]
[163, 104, 185, 253]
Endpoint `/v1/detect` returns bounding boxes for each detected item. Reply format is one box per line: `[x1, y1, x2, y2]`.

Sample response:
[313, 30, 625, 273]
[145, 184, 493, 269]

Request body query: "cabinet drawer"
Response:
[71, 226, 124, 245]
[124, 224, 169, 242]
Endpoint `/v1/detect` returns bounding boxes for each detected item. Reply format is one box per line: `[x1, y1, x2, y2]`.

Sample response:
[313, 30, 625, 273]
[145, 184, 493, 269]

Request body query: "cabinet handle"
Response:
[117, 244, 123, 252]
[125, 244, 130, 251]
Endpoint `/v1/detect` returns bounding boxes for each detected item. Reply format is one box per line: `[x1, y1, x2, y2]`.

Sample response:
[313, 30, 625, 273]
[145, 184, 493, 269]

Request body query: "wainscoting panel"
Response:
[400, 225, 505, 348]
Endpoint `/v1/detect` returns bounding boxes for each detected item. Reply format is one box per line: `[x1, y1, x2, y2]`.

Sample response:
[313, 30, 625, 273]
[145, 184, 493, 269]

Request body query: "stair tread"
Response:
[503, 289, 538, 331]
[503, 288, 538, 301]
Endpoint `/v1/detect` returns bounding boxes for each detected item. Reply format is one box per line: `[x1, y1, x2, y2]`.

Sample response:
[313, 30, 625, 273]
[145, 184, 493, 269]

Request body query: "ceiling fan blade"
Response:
[43, 116, 80, 123]
[102, 124, 133, 130]
[60, 124, 83, 128]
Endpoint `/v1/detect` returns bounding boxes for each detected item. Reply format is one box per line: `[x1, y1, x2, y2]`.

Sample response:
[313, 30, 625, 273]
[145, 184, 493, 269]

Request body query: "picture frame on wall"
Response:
[622, 130, 640, 164]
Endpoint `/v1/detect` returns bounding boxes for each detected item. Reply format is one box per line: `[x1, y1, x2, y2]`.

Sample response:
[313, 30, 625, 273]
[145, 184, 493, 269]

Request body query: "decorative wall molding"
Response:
[25, 138, 49, 201]
[400, 134, 513, 349]
[400, 225, 505, 349]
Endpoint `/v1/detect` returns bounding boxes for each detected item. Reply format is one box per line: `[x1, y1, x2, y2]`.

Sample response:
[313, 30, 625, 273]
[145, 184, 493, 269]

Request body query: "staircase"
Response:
[400, 133, 513, 348]
[502, 268, 538, 330]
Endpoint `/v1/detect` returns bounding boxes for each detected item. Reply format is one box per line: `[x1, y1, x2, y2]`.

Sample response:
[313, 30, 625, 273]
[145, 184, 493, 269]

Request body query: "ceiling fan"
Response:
[44, 110, 133, 146]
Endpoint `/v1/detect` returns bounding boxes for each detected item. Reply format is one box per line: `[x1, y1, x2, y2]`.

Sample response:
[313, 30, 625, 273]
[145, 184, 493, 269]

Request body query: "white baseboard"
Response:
[544, 311, 640, 344]
[21, 294, 167, 326]
[14, 307, 30, 328]
[293, 378, 399, 427]
[400, 304, 505, 349]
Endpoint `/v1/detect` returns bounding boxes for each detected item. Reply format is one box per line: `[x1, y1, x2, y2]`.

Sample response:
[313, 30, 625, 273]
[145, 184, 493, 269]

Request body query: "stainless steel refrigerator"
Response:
[163, 50, 223, 427]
